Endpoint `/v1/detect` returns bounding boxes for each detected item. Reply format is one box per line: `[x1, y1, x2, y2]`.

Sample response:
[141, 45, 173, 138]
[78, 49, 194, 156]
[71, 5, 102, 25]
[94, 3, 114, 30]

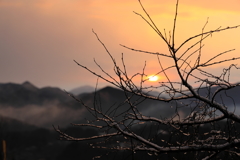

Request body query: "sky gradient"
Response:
[1, 0, 240, 91]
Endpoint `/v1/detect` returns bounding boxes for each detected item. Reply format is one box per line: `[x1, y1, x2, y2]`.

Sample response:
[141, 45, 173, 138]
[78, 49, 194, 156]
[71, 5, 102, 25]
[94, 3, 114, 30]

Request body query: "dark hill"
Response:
[178, 84, 240, 114]
[0, 81, 80, 108]
[2, 81, 239, 129]
[75, 86, 180, 121]
[69, 85, 95, 95]
[0, 115, 39, 132]
[0, 82, 178, 128]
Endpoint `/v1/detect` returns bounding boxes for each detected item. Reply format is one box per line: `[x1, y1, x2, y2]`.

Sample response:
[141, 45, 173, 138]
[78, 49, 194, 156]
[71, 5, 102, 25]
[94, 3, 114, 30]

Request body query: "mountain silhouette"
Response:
[1, 81, 239, 129]
[177, 84, 240, 114]
[0, 82, 176, 128]
[69, 85, 95, 95]
[1, 81, 240, 160]
[0, 81, 81, 108]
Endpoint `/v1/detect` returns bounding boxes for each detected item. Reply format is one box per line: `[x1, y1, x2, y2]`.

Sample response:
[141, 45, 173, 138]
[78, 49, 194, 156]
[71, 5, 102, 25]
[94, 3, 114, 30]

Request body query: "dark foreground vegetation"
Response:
[1, 120, 240, 160]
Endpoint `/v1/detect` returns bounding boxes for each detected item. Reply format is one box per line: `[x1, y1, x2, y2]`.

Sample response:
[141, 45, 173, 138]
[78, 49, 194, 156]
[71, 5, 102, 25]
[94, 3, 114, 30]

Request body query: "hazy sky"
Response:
[1, 0, 240, 91]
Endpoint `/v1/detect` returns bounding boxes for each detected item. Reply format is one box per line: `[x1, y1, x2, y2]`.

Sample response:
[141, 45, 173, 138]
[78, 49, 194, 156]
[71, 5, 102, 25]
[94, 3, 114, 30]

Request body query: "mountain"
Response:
[74, 86, 185, 122]
[0, 81, 80, 108]
[0, 81, 83, 128]
[0, 82, 179, 128]
[0, 114, 39, 132]
[177, 85, 240, 114]
[69, 85, 95, 95]
[1, 81, 239, 129]
[1, 81, 239, 160]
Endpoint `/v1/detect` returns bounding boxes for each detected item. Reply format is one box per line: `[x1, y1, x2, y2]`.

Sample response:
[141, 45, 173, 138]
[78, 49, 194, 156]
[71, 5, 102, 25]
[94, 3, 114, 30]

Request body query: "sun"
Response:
[147, 75, 160, 82]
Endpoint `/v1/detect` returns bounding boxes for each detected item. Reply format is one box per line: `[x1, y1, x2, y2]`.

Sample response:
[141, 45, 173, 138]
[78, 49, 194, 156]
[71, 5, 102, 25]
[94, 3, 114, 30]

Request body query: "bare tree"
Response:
[55, 0, 240, 159]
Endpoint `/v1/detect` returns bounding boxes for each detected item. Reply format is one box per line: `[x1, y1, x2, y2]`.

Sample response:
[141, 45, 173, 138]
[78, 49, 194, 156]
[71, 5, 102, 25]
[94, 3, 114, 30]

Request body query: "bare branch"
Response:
[57, 0, 240, 159]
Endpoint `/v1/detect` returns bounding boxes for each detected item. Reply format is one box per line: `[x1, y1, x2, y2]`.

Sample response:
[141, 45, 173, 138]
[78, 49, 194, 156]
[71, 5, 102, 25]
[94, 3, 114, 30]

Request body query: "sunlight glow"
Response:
[147, 75, 160, 82]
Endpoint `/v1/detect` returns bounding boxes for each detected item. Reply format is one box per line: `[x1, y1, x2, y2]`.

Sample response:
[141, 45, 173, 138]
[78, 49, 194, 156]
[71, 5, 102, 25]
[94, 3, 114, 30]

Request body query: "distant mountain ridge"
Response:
[1, 83, 239, 159]
[0, 81, 79, 108]
[1, 81, 240, 129]
[178, 84, 240, 114]
[69, 85, 95, 95]
[0, 82, 175, 128]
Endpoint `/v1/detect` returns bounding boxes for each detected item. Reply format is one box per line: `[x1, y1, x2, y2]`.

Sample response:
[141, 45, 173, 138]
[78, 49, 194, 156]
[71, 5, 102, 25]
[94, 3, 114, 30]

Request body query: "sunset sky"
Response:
[1, 0, 240, 91]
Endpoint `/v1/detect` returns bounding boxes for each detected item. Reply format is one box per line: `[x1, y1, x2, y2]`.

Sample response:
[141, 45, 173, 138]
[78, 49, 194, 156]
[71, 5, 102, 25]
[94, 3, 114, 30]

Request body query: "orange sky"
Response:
[0, 0, 240, 90]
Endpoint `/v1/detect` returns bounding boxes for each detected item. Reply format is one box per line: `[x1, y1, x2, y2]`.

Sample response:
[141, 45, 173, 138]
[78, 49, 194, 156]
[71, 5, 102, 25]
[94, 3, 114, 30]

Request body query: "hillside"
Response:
[69, 85, 95, 95]
[0, 82, 179, 128]
[1, 81, 240, 159]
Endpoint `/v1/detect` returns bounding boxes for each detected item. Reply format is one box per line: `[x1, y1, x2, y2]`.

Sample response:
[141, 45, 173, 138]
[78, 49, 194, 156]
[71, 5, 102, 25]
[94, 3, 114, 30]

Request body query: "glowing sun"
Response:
[147, 75, 160, 82]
